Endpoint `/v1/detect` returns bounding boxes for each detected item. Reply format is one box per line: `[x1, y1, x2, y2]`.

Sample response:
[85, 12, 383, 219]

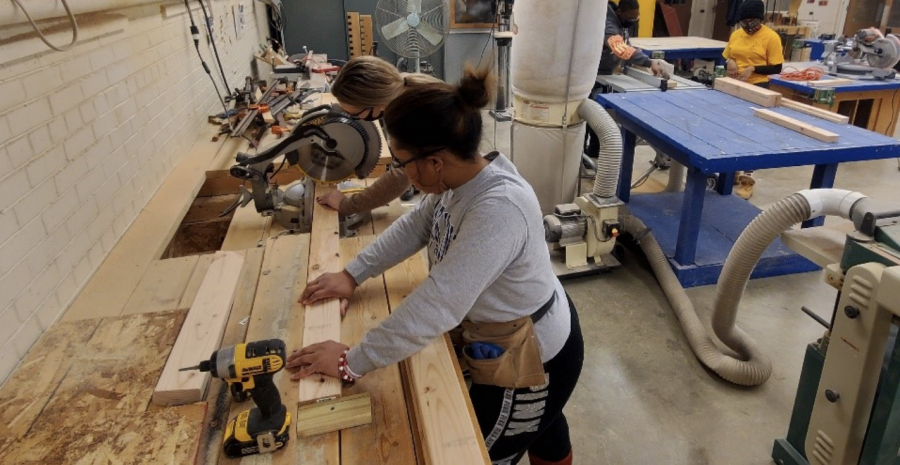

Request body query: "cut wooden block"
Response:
[780, 99, 850, 124]
[122, 256, 199, 315]
[298, 184, 344, 404]
[296, 393, 373, 438]
[753, 108, 839, 143]
[152, 251, 245, 406]
[714, 76, 782, 107]
[805, 78, 854, 87]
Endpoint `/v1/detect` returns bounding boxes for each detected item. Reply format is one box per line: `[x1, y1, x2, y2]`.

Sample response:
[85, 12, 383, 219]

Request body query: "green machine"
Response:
[774, 207, 900, 464]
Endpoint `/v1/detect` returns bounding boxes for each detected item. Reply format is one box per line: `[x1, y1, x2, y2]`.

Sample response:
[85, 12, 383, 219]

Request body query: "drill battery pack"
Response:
[223, 408, 291, 458]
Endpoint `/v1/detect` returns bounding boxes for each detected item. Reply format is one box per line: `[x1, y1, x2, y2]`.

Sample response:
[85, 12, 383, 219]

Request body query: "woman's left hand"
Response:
[739, 65, 755, 81]
[285, 340, 348, 380]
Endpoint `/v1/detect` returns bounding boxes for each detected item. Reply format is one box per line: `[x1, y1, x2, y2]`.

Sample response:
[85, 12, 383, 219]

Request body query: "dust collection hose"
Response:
[578, 99, 621, 198]
[621, 189, 868, 386]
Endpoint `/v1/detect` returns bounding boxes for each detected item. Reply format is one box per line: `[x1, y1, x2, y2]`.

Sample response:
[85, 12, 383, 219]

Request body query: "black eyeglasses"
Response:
[390, 146, 445, 168]
[347, 107, 383, 122]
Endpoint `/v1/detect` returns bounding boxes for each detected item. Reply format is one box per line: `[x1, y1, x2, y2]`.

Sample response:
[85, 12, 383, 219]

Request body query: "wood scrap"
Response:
[714, 77, 782, 107]
[296, 393, 373, 438]
[753, 108, 839, 143]
[298, 184, 344, 405]
[152, 251, 245, 406]
[804, 78, 854, 87]
[779, 99, 850, 124]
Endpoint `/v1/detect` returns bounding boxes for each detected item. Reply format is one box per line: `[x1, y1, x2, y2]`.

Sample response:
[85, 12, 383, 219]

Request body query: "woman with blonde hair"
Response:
[319, 56, 439, 213]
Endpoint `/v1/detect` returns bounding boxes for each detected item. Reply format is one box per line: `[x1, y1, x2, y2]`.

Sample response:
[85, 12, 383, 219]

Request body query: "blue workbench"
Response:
[770, 72, 900, 95]
[595, 89, 900, 287]
[629, 37, 727, 64]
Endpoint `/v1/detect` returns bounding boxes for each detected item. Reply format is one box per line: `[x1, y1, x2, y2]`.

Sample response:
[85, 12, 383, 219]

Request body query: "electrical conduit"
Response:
[622, 189, 868, 386]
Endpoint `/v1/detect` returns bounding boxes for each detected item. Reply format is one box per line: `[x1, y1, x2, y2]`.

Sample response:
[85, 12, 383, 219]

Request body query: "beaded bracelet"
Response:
[338, 349, 361, 383]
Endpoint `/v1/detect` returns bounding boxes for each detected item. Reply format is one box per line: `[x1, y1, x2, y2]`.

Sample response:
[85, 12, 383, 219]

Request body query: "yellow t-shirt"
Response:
[722, 26, 784, 85]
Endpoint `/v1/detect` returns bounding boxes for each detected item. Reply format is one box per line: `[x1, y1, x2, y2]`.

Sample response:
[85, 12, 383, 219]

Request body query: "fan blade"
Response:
[407, 0, 422, 15]
[382, 17, 410, 40]
[416, 21, 444, 47]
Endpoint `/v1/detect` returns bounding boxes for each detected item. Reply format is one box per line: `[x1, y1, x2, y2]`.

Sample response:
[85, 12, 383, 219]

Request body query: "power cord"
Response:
[197, 0, 232, 96]
[184, 0, 233, 132]
[12, 0, 78, 52]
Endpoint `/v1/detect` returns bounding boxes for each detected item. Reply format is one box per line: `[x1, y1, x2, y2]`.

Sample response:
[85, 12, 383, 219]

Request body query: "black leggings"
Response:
[469, 295, 585, 464]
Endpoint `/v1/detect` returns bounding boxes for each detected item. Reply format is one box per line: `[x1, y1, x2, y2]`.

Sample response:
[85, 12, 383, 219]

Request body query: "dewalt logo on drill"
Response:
[241, 364, 263, 375]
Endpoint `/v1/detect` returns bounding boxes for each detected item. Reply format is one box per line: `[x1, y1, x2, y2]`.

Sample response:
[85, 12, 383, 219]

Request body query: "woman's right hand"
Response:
[726, 59, 739, 78]
[316, 190, 345, 211]
[300, 270, 358, 306]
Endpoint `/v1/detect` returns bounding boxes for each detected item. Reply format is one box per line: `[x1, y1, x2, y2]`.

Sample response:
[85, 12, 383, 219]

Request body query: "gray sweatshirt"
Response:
[344, 153, 570, 375]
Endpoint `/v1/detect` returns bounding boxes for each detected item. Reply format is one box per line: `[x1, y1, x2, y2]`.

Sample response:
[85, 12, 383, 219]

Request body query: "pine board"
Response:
[714, 77, 782, 107]
[195, 247, 265, 465]
[753, 108, 839, 142]
[153, 251, 246, 406]
[298, 184, 344, 404]
[178, 253, 216, 309]
[338, 236, 416, 464]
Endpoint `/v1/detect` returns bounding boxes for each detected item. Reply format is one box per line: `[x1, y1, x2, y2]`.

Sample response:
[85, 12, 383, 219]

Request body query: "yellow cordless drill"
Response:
[181, 339, 291, 458]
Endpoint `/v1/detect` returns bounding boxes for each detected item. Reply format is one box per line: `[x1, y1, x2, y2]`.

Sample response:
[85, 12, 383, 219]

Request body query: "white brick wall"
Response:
[0, 0, 267, 384]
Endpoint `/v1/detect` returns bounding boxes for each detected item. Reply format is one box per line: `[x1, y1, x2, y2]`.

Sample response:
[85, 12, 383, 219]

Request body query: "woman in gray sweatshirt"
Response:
[287, 65, 584, 465]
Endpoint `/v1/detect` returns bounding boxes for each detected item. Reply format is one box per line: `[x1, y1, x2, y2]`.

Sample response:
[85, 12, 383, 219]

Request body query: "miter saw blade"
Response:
[867, 35, 900, 69]
[295, 114, 381, 183]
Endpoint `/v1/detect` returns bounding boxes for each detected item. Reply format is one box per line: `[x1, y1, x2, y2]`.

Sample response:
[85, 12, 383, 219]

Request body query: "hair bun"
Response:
[457, 63, 496, 110]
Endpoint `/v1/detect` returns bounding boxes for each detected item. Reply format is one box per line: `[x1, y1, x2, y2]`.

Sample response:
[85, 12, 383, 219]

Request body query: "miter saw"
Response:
[224, 103, 381, 233]
[824, 28, 900, 79]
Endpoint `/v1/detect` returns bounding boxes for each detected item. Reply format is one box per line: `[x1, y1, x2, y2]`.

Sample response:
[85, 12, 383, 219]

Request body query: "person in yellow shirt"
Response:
[723, 0, 784, 88]
[722, 0, 784, 198]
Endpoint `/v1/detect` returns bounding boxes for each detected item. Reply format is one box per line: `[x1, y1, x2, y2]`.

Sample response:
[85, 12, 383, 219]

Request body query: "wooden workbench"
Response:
[0, 98, 489, 463]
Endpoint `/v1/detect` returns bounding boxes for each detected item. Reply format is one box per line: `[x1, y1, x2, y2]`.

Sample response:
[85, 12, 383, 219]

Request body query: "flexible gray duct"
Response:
[578, 99, 621, 198]
[664, 160, 685, 192]
[623, 189, 868, 386]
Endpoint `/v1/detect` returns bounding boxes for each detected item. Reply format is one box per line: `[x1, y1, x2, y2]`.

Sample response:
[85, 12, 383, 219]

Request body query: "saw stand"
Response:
[489, 0, 514, 122]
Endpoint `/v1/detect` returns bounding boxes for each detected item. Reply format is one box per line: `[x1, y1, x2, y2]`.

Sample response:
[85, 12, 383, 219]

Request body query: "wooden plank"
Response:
[296, 392, 373, 438]
[62, 126, 238, 322]
[804, 78, 854, 87]
[714, 76, 782, 107]
[781, 224, 853, 268]
[195, 247, 264, 465]
[298, 184, 343, 404]
[383, 255, 489, 465]
[780, 99, 850, 124]
[153, 251, 246, 406]
[360, 15, 374, 55]
[339, 235, 417, 464]
[220, 203, 272, 251]
[178, 253, 216, 309]
[122, 256, 200, 315]
[347, 12, 362, 59]
[752, 108, 840, 142]
[218, 234, 339, 465]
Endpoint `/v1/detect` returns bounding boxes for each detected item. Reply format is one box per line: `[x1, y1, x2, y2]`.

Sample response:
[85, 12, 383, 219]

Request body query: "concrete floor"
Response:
[478, 113, 900, 464]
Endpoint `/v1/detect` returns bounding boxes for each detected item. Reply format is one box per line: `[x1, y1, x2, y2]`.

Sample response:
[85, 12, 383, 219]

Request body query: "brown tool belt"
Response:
[459, 292, 556, 389]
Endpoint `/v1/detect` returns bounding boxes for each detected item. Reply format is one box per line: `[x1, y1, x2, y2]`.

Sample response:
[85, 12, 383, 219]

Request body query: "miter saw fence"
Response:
[225, 104, 382, 232]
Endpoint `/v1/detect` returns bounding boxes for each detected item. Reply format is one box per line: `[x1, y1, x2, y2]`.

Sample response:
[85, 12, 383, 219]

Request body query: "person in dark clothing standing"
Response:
[597, 0, 663, 76]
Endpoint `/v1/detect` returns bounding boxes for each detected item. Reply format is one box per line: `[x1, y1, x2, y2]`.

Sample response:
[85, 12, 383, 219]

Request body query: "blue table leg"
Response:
[716, 172, 735, 195]
[801, 163, 839, 228]
[674, 167, 708, 265]
[618, 128, 636, 202]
